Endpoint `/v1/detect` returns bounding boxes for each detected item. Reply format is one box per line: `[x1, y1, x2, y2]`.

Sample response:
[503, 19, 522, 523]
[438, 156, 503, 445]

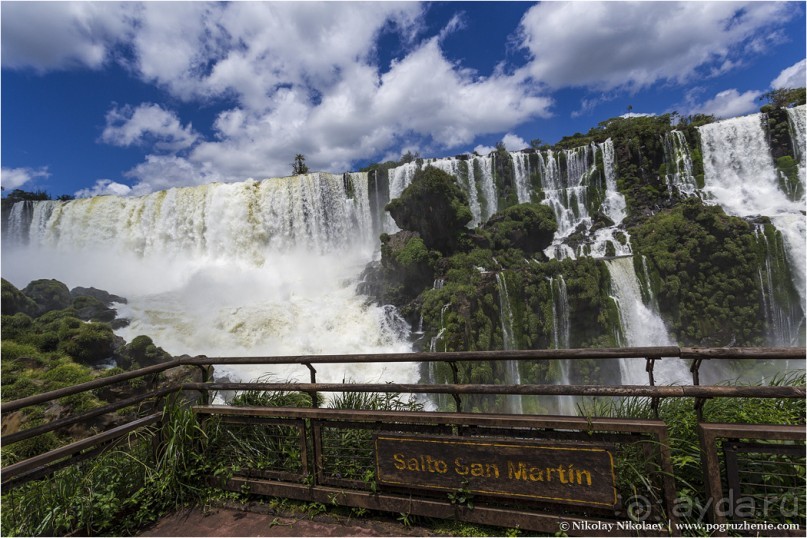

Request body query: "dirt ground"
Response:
[138, 503, 438, 537]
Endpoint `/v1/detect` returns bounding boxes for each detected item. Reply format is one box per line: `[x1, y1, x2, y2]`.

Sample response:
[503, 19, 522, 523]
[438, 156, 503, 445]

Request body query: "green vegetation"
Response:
[631, 199, 768, 346]
[386, 165, 473, 253]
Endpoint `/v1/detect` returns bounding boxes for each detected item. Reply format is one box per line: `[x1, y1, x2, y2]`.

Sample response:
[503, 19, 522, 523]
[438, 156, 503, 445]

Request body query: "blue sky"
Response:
[2, 1, 805, 198]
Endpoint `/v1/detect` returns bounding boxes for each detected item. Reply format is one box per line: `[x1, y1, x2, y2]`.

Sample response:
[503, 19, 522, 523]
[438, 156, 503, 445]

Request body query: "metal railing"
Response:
[1, 346, 804, 534]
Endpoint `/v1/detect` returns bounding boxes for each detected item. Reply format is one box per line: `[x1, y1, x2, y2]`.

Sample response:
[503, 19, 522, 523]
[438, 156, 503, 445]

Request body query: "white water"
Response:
[606, 257, 689, 386]
[663, 130, 699, 197]
[386, 155, 497, 228]
[698, 113, 806, 310]
[512, 152, 532, 204]
[550, 275, 575, 415]
[495, 272, 523, 414]
[786, 104, 806, 188]
[3, 173, 417, 385]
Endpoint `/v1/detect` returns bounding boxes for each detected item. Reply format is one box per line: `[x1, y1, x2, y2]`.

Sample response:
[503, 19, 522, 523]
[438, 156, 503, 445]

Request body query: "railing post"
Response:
[195, 364, 212, 406]
[646, 357, 660, 418]
[304, 362, 318, 408]
[690, 357, 705, 421]
[448, 361, 462, 413]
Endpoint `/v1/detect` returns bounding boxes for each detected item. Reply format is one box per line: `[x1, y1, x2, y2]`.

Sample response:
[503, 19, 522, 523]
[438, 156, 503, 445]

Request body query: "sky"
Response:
[1, 1, 805, 199]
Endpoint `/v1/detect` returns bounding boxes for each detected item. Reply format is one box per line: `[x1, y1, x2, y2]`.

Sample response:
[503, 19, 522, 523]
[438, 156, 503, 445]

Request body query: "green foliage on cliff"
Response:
[481, 203, 557, 254]
[386, 166, 473, 253]
[631, 199, 766, 346]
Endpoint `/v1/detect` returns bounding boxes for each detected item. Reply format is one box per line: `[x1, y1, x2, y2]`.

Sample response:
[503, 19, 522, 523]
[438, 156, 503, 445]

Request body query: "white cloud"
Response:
[502, 133, 529, 151]
[75, 179, 133, 199]
[691, 88, 762, 118]
[516, 1, 793, 91]
[1, 166, 50, 190]
[1, 2, 136, 71]
[771, 59, 807, 89]
[101, 104, 199, 152]
[4, 2, 554, 194]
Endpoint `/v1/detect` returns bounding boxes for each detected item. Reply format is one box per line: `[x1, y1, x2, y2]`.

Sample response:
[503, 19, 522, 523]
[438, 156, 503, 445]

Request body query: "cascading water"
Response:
[605, 257, 689, 386]
[662, 130, 699, 197]
[549, 275, 575, 415]
[754, 225, 805, 346]
[495, 272, 523, 414]
[698, 113, 806, 314]
[588, 139, 632, 258]
[385, 154, 498, 228]
[786, 104, 806, 189]
[512, 152, 532, 204]
[3, 172, 417, 386]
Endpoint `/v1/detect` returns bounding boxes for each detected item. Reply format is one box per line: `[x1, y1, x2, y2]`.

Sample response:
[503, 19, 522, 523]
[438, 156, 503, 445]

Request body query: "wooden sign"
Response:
[375, 435, 617, 508]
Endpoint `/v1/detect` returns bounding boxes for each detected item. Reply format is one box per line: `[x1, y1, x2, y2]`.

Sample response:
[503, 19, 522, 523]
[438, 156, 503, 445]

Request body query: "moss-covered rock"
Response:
[57, 322, 116, 366]
[631, 198, 765, 346]
[22, 279, 72, 315]
[386, 166, 473, 253]
[116, 335, 172, 369]
[2, 279, 39, 316]
[481, 203, 557, 255]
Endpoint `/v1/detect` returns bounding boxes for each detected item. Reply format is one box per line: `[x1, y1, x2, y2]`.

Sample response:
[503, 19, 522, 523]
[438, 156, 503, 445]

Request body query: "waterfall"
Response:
[605, 257, 688, 386]
[662, 130, 699, 197]
[698, 113, 806, 312]
[512, 152, 532, 204]
[386, 154, 497, 227]
[754, 225, 805, 346]
[428, 157, 483, 225]
[550, 275, 575, 415]
[588, 139, 632, 258]
[495, 272, 523, 414]
[540, 144, 596, 259]
[3, 172, 416, 385]
[786, 104, 806, 188]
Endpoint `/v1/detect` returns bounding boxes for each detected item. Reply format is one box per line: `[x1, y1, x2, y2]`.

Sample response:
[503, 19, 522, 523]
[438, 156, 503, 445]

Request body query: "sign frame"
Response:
[374, 434, 618, 509]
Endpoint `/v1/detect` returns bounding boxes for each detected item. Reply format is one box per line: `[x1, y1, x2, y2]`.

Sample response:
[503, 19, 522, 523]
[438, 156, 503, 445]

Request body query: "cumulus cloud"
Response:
[1, 166, 50, 190]
[4, 2, 556, 193]
[101, 104, 199, 152]
[516, 1, 793, 91]
[771, 59, 807, 89]
[690, 88, 762, 118]
[1, 2, 136, 71]
[75, 179, 133, 198]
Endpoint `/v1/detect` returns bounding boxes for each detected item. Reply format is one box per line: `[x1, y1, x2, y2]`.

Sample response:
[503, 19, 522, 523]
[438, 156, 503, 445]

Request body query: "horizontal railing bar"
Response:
[1, 386, 179, 446]
[182, 346, 684, 365]
[680, 347, 806, 359]
[183, 382, 805, 398]
[194, 405, 670, 433]
[185, 346, 806, 365]
[1, 359, 182, 414]
[0, 413, 161, 483]
[3, 347, 803, 414]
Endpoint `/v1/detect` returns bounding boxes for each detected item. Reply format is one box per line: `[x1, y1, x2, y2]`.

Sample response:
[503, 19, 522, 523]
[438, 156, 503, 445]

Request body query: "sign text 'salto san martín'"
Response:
[375, 435, 617, 508]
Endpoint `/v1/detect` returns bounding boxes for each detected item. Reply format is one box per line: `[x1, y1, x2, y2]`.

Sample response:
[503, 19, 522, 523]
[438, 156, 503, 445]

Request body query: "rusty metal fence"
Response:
[1, 347, 805, 535]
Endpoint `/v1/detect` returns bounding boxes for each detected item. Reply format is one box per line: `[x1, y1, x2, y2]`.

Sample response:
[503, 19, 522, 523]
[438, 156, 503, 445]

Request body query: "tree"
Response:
[529, 138, 544, 150]
[292, 154, 309, 175]
[759, 88, 806, 111]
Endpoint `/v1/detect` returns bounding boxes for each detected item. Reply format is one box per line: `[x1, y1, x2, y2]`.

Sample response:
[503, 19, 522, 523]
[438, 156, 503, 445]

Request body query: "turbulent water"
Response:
[4, 108, 805, 410]
[3, 173, 417, 385]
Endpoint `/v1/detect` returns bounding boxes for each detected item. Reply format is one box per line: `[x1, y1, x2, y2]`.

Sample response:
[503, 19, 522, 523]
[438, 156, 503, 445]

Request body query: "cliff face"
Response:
[3, 101, 805, 411]
[360, 103, 805, 406]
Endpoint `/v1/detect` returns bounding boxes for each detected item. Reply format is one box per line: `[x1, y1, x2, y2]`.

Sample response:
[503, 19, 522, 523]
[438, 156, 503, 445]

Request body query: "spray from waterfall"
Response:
[2, 173, 417, 386]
